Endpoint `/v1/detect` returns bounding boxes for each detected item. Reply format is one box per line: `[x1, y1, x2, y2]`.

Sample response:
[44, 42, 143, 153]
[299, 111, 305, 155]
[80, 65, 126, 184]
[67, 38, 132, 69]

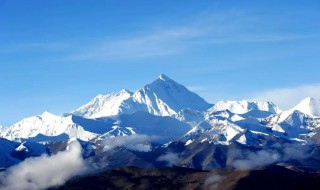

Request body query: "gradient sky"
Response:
[1, 0, 320, 125]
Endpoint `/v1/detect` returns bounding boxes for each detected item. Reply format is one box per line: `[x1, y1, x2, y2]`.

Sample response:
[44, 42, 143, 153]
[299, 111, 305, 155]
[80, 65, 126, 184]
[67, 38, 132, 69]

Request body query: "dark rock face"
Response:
[54, 165, 320, 190]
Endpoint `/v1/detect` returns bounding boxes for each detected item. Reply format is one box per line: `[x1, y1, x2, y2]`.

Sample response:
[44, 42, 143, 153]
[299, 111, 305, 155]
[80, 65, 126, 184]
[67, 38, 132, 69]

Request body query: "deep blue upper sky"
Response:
[1, 0, 320, 125]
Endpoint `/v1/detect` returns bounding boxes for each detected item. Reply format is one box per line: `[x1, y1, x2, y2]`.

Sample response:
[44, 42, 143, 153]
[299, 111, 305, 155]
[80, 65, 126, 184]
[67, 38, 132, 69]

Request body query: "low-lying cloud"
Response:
[0, 140, 89, 190]
[232, 149, 280, 170]
[102, 134, 157, 151]
[204, 174, 225, 190]
[231, 143, 311, 170]
[157, 152, 180, 166]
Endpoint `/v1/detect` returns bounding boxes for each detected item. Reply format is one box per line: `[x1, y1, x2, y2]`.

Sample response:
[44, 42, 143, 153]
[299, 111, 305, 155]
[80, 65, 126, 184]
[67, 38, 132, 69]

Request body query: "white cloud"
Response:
[232, 150, 280, 170]
[64, 9, 318, 61]
[102, 134, 157, 151]
[0, 140, 89, 190]
[204, 174, 225, 190]
[231, 144, 311, 170]
[66, 28, 201, 61]
[251, 84, 320, 110]
[156, 152, 180, 166]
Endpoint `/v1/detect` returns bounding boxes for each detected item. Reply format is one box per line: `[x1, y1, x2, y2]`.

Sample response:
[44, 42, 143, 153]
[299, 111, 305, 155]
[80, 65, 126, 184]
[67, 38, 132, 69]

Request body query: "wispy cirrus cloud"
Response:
[3, 9, 317, 61]
[63, 10, 318, 61]
[66, 28, 202, 61]
[202, 33, 318, 45]
[67, 32, 313, 62]
[251, 84, 320, 110]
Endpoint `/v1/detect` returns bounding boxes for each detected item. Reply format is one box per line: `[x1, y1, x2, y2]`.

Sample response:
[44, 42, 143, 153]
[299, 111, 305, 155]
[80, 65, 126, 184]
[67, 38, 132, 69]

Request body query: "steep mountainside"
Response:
[72, 74, 212, 118]
[291, 97, 320, 117]
[1, 111, 191, 144]
[72, 90, 133, 118]
[1, 74, 320, 173]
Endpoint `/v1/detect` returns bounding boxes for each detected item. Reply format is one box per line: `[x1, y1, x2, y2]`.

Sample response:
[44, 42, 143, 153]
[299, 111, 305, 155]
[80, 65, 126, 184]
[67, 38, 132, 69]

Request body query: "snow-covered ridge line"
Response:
[72, 74, 212, 118]
[291, 97, 320, 117]
[1, 74, 320, 148]
[209, 100, 282, 114]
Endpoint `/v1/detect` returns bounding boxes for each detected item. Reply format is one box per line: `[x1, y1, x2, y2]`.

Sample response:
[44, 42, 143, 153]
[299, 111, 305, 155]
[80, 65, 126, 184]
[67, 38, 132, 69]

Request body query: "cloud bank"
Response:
[231, 143, 311, 170]
[0, 140, 88, 190]
[232, 149, 280, 170]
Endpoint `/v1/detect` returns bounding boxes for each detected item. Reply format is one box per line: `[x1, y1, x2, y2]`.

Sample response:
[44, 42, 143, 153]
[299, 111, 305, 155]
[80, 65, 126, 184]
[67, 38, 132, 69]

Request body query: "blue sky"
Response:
[1, 0, 320, 125]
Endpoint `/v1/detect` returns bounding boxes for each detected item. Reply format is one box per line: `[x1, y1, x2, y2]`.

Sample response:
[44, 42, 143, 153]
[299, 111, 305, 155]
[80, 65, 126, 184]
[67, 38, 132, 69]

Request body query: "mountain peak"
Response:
[210, 100, 281, 114]
[72, 74, 212, 118]
[158, 74, 172, 82]
[72, 89, 133, 118]
[148, 74, 180, 90]
[119, 89, 133, 95]
[132, 74, 212, 116]
[292, 97, 320, 117]
[303, 97, 317, 103]
[41, 111, 57, 118]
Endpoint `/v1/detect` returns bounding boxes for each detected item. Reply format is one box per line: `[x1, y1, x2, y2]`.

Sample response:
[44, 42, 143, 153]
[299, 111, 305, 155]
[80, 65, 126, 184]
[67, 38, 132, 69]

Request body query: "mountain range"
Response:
[1, 74, 320, 173]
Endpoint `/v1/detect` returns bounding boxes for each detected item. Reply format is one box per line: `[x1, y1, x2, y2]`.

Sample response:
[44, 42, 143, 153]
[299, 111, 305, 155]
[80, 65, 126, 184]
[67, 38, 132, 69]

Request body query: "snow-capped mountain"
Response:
[2, 74, 320, 171]
[2, 76, 319, 146]
[291, 97, 320, 117]
[72, 89, 134, 118]
[263, 98, 320, 133]
[72, 74, 212, 118]
[209, 100, 281, 115]
[174, 108, 205, 126]
[130, 74, 212, 116]
[1, 111, 191, 144]
[0, 138, 48, 168]
[1, 111, 100, 142]
[262, 110, 311, 136]
[184, 117, 245, 144]
[259, 98, 320, 142]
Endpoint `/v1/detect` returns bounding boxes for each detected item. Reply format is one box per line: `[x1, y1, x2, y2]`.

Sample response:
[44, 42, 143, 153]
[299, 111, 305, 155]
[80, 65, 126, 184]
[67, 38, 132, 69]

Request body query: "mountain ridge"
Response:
[1, 74, 320, 172]
[2, 75, 320, 145]
[72, 74, 212, 118]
